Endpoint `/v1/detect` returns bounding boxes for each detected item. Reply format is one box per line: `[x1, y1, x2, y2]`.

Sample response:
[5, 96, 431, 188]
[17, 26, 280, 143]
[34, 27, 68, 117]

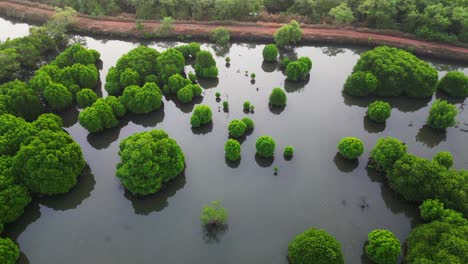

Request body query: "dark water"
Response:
[1, 17, 468, 264]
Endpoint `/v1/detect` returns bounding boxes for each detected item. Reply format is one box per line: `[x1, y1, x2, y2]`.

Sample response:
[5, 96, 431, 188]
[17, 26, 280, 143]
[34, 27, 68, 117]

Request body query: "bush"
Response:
[164, 74, 190, 94]
[195, 51, 218, 79]
[419, 199, 445, 222]
[76, 88, 98, 108]
[427, 99, 458, 129]
[188, 72, 197, 83]
[191, 105, 212, 128]
[0, 237, 19, 264]
[177, 86, 194, 104]
[284, 146, 294, 158]
[256, 136, 276, 158]
[365, 230, 401, 264]
[0, 179, 31, 226]
[215, 92, 221, 99]
[13, 130, 85, 195]
[189, 84, 203, 97]
[78, 99, 119, 133]
[351, 47, 438, 98]
[269, 88, 287, 107]
[43, 83, 73, 111]
[367, 101, 392, 122]
[116, 130, 185, 195]
[0, 80, 44, 121]
[121, 83, 163, 114]
[433, 152, 454, 169]
[343, 71, 378, 96]
[437, 71, 468, 97]
[274, 20, 303, 48]
[104, 96, 126, 118]
[338, 137, 364, 159]
[243, 101, 251, 111]
[280, 57, 292, 69]
[211, 27, 230, 45]
[155, 48, 185, 85]
[228, 120, 247, 138]
[288, 228, 344, 264]
[241, 117, 254, 131]
[223, 101, 229, 110]
[225, 139, 241, 161]
[119, 68, 140, 89]
[263, 44, 279, 62]
[370, 137, 407, 171]
[159, 16, 174, 36]
[201, 200, 227, 226]
[286, 61, 309, 81]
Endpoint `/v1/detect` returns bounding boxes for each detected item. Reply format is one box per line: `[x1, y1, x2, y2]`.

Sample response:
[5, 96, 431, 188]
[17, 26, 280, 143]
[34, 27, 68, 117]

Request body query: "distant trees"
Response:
[211, 27, 231, 45]
[274, 20, 303, 47]
[329, 3, 354, 24]
[116, 130, 185, 195]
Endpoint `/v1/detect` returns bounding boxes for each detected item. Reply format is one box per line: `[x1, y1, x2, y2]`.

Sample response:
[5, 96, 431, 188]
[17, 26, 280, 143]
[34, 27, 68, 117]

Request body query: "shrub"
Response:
[433, 151, 453, 169]
[367, 101, 392, 122]
[32, 113, 63, 132]
[256, 136, 276, 158]
[370, 137, 407, 171]
[116, 130, 185, 195]
[13, 130, 85, 195]
[159, 16, 174, 36]
[43, 83, 73, 111]
[225, 139, 241, 161]
[201, 200, 227, 226]
[329, 3, 355, 24]
[76, 88, 98, 108]
[0, 237, 19, 264]
[177, 86, 194, 104]
[0, 80, 44, 121]
[286, 61, 308, 81]
[274, 20, 303, 48]
[228, 120, 247, 138]
[163, 73, 190, 94]
[0, 179, 31, 225]
[225, 57, 231, 63]
[155, 48, 185, 85]
[119, 68, 140, 89]
[365, 230, 401, 264]
[191, 105, 212, 128]
[284, 146, 294, 158]
[427, 99, 458, 129]
[351, 47, 438, 98]
[195, 51, 218, 79]
[104, 96, 126, 118]
[78, 99, 119, 133]
[297, 57, 312, 72]
[211, 27, 230, 45]
[280, 57, 292, 69]
[419, 199, 445, 222]
[215, 92, 221, 99]
[263, 44, 279, 62]
[223, 101, 229, 110]
[251, 73, 256, 79]
[437, 71, 468, 97]
[189, 84, 203, 97]
[269, 88, 287, 107]
[343, 71, 378, 96]
[338, 137, 364, 159]
[241, 117, 255, 131]
[121, 83, 163, 114]
[288, 228, 344, 264]
[188, 72, 197, 83]
[243, 101, 251, 111]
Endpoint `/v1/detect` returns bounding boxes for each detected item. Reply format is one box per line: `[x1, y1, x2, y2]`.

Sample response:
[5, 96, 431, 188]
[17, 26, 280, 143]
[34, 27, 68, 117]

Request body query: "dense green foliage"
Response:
[228, 120, 247, 138]
[370, 137, 407, 171]
[437, 72, 468, 97]
[120, 82, 163, 114]
[243, 101, 251, 111]
[284, 146, 294, 158]
[286, 57, 312, 81]
[262, 44, 279, 62]
[337, 137, 364, 159]
[175, 43, 201, 59]
[116, 130, 185, 195]
[201, 200, 227, 226]
[406, 201, 467, 264]
[365, 230, 401, 264]
[241, 117, 255, 131]
[288, 227, 344, 264]
[274, 20, 302, 47]
[194, 51, 218, 79]
[78, 97, 124, 133]
[155, 48, 185, 85]
[255, 136, 276, 158]
[427, 99, 458, 129]
[367, 101, 392, 122]
[43, 83, 73, 111]
[351, 47, 438, 98]
[191, 105, 213, 128]
[0, 237, 20, 264]
[211, 27, 231, 45]
[177, 86, 194, 104]
[225, 139, 241, 161]
[76, 88, 98, 108]
[387, 153, 467, 216]
[343, 71, 378, 97]
[0, 81, 44, 121]
[163, 74, 191, 94]
[329, 3, 354, 24]
[269, 88, 287, 106]
[14, 130, 85, 195]
[433, 151, 453, 169]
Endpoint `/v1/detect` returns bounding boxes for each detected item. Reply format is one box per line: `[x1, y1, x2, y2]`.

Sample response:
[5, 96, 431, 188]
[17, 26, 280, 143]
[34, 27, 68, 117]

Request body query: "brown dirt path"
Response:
[1, 0, 468, 62]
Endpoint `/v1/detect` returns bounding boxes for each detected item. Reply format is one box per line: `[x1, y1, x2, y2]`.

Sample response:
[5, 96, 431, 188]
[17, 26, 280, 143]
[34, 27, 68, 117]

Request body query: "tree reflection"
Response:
[202, 223, 228, 244]
[416, 125, 447, 148]
[255, 154, 274, 168]
[363, 116, 386, 134]
[334, 152, 359, 173]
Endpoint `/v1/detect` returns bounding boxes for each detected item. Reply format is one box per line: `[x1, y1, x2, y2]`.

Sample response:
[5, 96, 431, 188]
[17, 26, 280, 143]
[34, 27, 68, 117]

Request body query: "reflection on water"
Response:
[1, 16, 467, 264]
[202, 223, 228, 244]
[191, 122, 214, 135]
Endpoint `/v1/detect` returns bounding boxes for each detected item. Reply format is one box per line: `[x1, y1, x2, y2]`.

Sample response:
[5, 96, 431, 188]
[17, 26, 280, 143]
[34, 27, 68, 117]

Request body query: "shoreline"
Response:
[1, 0, 468, 62]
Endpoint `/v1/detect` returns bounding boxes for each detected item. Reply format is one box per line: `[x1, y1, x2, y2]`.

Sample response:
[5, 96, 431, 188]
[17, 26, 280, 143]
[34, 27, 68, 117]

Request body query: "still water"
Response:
[1, 17, 468, 264]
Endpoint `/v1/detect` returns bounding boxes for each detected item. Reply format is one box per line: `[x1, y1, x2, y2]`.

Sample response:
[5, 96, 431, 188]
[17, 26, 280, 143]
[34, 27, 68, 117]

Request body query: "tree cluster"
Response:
[194, 50, 218, 79]
[437, 71, 468, 98]
[116, 130, 185, 195]
[338, 137, 364, 160]
[78, 96, 126, 133]
[365, 230, 401, 264]
[286, 57, 312, 82]
[191, 105, 212, 127]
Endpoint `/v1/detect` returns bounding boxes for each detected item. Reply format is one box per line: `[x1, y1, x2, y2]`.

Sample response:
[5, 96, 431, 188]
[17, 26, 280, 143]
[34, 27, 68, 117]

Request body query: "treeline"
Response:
[30, 0, 468, 43]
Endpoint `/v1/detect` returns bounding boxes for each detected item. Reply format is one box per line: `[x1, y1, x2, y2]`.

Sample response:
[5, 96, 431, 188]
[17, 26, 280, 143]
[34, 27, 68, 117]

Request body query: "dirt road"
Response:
[1, 0, 468, 61]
